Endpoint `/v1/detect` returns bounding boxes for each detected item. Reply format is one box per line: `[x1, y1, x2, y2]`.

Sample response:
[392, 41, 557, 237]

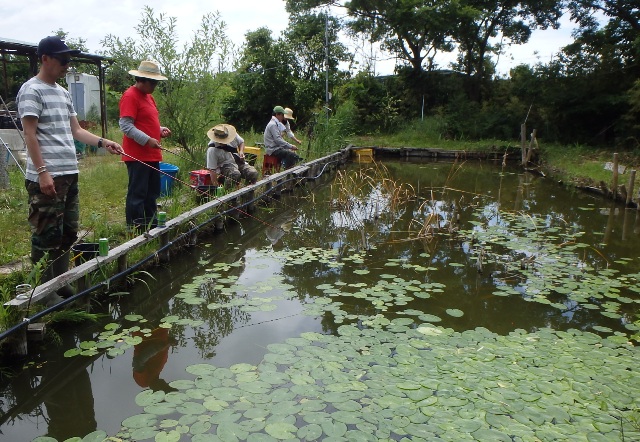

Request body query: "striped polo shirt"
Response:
[17, 77, 79, 182]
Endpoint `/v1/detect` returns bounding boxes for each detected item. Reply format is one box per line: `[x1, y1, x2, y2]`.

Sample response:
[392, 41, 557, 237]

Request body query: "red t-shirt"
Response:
[120, 85, 162, 162]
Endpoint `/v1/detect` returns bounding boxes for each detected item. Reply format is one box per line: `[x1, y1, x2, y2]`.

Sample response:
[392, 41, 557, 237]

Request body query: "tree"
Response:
[222, 28, 298, 132]
[451, 0, 562, 102]
[101, 6, 234, 154]
[285, 12, 352, 125]
[286, 0, 455, 76]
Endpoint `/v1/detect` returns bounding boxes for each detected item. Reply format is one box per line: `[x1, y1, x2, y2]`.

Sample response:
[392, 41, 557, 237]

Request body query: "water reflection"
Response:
[42, 339, 97, 440]
[2, 159, 640, 440]
[132, 328, 177, 393]
[0, 334, 97, 440]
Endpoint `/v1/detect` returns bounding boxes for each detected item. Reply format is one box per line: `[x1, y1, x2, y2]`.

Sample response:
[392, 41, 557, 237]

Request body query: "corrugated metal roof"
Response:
[0, 37, 112, 64]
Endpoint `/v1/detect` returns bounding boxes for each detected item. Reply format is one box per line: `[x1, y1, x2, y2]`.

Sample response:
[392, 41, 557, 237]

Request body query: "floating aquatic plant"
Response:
[93, 324, 640, 441]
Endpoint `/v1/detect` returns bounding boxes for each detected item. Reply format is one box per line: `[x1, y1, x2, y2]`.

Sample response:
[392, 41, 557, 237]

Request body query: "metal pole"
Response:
[99, 63, 107, 137]
[325, 9, 329, 125]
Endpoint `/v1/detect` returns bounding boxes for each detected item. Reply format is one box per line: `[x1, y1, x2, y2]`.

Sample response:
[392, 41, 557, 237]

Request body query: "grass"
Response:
[350, 117, 640, 192]
[540, 143, 640, 187]
[350, 118, 515, 152]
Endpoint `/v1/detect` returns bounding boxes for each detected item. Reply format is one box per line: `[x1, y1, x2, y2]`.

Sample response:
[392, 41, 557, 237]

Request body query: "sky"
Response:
[2, 0, 581, 77]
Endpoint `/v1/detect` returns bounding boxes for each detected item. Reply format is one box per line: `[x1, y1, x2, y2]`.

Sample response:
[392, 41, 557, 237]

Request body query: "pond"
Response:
[1, 159, 640, 441]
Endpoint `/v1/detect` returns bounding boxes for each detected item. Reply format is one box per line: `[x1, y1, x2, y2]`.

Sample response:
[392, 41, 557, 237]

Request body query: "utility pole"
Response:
[325, 9, 330, 125]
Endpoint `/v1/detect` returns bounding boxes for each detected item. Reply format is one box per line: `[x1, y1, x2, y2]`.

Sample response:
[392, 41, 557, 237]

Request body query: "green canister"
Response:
[99, 238, 109, 257]
[157, 211, 167, 227]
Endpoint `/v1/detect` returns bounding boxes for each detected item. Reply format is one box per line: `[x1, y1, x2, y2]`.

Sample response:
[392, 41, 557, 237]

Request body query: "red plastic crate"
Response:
[190, 170, 212, 186]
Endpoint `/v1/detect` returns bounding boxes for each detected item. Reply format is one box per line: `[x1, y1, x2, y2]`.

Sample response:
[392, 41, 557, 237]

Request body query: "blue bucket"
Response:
[159, 162, 179, 196]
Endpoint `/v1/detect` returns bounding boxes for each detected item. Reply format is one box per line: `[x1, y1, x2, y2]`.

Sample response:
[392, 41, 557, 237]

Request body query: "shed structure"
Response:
[0, 37, 113, 137]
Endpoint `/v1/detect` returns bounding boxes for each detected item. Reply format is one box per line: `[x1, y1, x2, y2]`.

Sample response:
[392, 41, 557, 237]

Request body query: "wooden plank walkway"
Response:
[5, 149, 348, 308]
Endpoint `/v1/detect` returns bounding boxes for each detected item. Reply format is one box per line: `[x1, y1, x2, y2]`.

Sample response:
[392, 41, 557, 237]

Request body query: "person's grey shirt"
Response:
[263, 116, 294, 155]
[119, 116, 150, 146]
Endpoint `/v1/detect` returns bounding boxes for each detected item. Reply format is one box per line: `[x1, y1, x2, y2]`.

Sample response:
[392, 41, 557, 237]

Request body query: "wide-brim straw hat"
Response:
[128, 60, 168, 81]
[284, 108, 295, 120]
[207, 124, 237, 144]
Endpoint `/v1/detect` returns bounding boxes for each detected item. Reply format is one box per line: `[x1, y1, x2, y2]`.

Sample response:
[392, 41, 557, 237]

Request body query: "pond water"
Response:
[2, 159, 640, 441]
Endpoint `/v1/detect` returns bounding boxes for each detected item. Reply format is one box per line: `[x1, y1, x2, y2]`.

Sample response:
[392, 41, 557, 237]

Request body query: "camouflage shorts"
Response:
[25, 174, 79, 252]
[220, 163, 259, 188]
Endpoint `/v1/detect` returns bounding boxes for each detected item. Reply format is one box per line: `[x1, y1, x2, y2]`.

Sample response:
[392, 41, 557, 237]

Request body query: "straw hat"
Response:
[128, 61, 168, 81]
[207, 124, 237, 144]
[283, 108, 295, 120]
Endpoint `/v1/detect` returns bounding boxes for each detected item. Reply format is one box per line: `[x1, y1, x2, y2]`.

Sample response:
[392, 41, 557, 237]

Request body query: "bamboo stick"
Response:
[524, 129, 537, 165]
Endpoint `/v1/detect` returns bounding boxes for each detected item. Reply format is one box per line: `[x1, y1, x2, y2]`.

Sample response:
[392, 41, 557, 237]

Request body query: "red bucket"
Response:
[189, 170, 212, 186]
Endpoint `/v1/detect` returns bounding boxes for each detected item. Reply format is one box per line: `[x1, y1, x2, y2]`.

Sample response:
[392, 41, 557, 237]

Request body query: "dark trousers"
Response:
[126, 161, 160, 225]
[271, 148, 301, 169]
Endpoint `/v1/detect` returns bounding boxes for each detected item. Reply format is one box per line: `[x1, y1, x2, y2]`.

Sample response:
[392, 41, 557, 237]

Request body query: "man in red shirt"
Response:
[119, 61, 171, 229]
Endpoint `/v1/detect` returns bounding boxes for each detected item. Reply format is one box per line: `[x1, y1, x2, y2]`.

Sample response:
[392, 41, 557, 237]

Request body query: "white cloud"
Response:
[1, 0, 290, 52]
[2, 1, 580, 77]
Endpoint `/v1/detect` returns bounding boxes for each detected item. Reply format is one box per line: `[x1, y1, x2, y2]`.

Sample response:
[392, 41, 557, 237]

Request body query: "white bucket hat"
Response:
[128, 60, 168, 81]
[284, 107, 295, 120]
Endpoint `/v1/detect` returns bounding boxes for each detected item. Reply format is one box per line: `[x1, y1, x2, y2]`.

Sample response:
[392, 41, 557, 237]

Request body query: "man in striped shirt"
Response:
[17, 36, 122, 302]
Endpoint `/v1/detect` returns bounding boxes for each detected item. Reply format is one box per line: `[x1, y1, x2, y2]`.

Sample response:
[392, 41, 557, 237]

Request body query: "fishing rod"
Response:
[121, 151, 283, 231]
[0, 135, 26, 177]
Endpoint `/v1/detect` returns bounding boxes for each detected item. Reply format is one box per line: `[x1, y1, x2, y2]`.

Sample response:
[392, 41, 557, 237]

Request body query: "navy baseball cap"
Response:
[37, 36, 81, 57]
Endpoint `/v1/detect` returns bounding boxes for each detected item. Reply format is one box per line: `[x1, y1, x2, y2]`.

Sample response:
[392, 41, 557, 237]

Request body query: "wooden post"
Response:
[246, 189, 256, 213]
[10, 326, 28, 356]
[524, 129, 537, 165]
[117, 254, 127, 273]
[159, 232, 170, 262]
[612, 153, 619, 200]
[626, 170, 636, 207]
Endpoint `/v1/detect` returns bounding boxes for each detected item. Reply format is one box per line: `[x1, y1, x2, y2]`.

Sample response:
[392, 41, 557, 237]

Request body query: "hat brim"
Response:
[207, 124, 237, 144]
[41, 49, 82, 57]
[284, 115, 295, 120]
[54, 49, 82, 55]
[128, 69, 168, 81]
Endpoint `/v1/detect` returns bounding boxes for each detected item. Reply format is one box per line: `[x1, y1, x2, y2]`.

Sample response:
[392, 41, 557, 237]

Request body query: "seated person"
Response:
[206, 124, 258, 188]
[283, 107, 302, 145]
[264, 105, 302, 169]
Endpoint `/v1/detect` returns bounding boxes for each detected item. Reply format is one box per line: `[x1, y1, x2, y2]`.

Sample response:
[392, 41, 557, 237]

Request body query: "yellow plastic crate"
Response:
[244, 146, 261, 155]
[354, 148, 374, 162]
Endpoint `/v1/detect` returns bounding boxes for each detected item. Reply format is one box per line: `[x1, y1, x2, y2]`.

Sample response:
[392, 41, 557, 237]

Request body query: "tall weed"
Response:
[306, 100, 358, 159]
